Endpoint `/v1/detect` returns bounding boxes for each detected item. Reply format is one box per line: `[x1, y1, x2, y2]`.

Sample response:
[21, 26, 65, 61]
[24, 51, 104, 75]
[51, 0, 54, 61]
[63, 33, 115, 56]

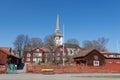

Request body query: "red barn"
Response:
[73, 49, 120, 66]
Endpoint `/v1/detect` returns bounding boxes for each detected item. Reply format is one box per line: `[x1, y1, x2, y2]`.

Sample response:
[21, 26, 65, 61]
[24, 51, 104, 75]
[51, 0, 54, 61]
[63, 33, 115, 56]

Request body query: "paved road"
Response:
[0, 73, 120, 80]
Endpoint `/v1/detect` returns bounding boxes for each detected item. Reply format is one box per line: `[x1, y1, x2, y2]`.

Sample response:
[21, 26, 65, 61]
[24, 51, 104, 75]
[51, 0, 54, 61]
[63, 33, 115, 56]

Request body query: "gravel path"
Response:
[0, 73, 120, 80]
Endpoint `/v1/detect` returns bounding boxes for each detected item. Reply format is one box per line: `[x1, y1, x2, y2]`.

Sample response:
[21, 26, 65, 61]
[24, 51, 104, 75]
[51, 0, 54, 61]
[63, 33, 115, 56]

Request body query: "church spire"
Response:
[54, 14, 63, 46]
[56, 14, 60, 33]
[55, 14, 62, 37]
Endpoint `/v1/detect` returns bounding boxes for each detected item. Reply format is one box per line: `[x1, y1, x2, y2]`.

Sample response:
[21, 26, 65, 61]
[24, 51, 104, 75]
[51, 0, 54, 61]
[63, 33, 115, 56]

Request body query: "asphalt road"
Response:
[0, 73, 120, 80]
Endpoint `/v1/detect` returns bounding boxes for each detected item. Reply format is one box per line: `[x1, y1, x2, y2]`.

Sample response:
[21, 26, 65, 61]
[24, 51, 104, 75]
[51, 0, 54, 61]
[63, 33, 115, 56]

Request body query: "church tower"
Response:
[54, 15, 63, 46]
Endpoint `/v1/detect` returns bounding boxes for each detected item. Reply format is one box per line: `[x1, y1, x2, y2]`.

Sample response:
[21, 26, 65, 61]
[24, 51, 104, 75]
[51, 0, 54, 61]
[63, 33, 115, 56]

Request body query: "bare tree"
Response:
[44, 34, 55, 62]
[65, 38, 80, 48]
[24, 35, 31, 50]
[97, 37, 109, 51]
[82, 37, 109, 51]
[44, 34, 55, 51]
[83, 40, 94, 50]
[13, 34, 30, 57]
[66, 38, 79, 45]
[31, 38, 43, 48]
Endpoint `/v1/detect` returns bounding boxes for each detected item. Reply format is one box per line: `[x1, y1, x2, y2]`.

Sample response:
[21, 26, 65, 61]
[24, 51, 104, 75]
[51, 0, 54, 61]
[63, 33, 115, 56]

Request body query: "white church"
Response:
[54, 15, 80, 56]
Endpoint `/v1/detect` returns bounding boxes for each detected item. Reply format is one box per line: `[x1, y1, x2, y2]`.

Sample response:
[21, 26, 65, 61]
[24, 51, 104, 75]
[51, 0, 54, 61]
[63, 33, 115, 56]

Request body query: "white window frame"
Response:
[33, 53, 41, 57]
[93, 60, 99, 66]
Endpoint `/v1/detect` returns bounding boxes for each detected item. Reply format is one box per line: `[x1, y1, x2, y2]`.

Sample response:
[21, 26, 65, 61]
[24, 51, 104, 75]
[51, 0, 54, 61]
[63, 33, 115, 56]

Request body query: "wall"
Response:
[0, 65, 6, 73]
[26, 63, 120, 73]
[0, 51, 7, 65]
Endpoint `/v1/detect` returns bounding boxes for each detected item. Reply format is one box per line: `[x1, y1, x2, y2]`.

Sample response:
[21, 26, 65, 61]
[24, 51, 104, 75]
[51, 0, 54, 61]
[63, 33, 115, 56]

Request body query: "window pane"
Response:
[93, 60, 99, 66]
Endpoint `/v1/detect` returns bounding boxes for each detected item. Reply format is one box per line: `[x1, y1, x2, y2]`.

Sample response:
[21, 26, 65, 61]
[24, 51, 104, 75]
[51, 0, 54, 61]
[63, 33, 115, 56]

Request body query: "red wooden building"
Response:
[73, 49, 120, 66]
[24, 48, 50, 63]
[0, 48, 7, 65]
[0, 47, 19, 65]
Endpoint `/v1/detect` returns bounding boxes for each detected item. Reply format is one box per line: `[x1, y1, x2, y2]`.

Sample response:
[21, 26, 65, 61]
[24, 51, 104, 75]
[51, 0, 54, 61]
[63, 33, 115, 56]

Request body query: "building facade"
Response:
[73, 49, 120, 66]
[24, 48, 50, 63]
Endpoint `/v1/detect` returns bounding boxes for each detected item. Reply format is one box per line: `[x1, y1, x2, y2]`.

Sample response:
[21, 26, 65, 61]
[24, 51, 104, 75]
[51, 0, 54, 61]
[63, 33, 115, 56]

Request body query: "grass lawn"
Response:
[73, 75, 120, 78]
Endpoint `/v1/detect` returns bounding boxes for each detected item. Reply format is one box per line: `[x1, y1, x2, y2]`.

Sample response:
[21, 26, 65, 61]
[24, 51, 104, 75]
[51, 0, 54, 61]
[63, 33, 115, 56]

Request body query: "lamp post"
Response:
[63, 44, 65, 66]
[62, 25, 65, 66]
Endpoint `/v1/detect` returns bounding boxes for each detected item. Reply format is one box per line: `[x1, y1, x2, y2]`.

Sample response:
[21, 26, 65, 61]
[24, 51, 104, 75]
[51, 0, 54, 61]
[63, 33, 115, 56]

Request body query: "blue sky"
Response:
[0, 0, 120, 52]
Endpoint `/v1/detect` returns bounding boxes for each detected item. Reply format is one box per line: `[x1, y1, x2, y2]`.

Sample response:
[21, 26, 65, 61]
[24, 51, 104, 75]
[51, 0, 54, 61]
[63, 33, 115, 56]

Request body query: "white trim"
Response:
[93, 60, 99, 66]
